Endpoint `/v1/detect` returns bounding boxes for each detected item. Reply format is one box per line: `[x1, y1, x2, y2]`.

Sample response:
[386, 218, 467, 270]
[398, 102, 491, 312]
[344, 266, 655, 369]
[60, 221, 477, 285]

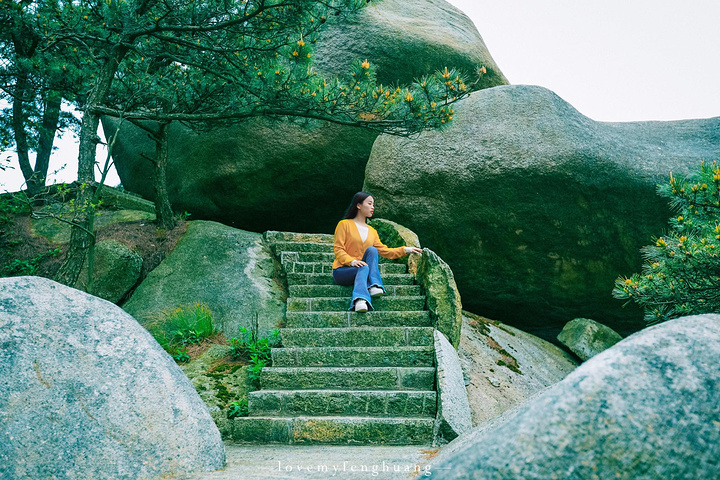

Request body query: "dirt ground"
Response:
[0, 207, 187, 288]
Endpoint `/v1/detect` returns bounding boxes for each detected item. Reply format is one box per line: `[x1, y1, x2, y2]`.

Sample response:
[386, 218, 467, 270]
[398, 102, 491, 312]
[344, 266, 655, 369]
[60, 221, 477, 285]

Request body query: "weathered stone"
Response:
[287, 295, 425, 312]
[416, 249, 463, 348]
[433, 330, 472, 444]
[123, 220, 285, 338]
[557, 317, 623, 361]
[106, 0, 507, 234]
[286, 271, 414, 286]
[231, 416, 434, 445]
[260, 366, 435, 390]
[271, 346, 435, 367]
[264, 231, 333, 244]
[459, 312, 578, 426]
[291, 417, 434, 445]
[284, 310, 431, 328]
[280, 326, 435, 348]
[94, 183, 155, 214]
[429, 314, 720, 479]
[313, 0, 507, 89]
[0, 276, 225, 480]
[249, 390, 436, 417]
[289, 283, 420, 297]
[180, 345, 251, 422]
[364, 84, 720, 339]
[77, 239, 142, 303]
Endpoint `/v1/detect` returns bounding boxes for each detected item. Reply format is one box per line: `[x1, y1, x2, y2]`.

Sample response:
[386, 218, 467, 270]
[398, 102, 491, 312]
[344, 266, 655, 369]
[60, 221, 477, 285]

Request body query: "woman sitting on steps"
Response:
[332, 192, 422, 312]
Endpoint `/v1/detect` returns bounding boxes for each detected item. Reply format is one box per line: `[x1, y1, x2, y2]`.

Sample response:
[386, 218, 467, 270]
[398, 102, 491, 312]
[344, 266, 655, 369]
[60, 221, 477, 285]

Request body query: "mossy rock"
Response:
[181, 345, 251, 417]
[124, 221, 285, 338]
[557, 317, 623, 361]
[77, 239, 142, 303]
[417, 248, 463, 348]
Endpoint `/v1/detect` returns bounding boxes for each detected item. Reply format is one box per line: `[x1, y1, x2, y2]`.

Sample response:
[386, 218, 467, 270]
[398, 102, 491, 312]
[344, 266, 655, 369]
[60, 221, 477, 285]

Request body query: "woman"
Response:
[333, 192, 422, 312]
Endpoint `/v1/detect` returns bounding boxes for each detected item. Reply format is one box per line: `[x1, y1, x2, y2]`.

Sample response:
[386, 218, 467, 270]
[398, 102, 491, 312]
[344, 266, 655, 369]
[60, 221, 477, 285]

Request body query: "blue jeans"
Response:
[332, 246, 385, 310]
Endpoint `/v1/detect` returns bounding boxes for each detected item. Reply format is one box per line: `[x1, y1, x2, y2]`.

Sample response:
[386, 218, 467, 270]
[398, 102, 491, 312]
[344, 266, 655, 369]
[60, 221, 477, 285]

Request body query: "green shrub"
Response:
[2, 248, 62, 277]
[227, 398, 249, 419]
[147, 303, 216, 359]
[0, 192, 31, 215]
[230, 327, 280, 388]
[172, 349, 190, 363]
[614, 161, 720, 324]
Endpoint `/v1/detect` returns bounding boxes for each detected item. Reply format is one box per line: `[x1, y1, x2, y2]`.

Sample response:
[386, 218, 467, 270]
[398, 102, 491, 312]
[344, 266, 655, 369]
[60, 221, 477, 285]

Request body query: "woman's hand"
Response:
[351, 260, 368, 267]
[404, 246, 423, 255]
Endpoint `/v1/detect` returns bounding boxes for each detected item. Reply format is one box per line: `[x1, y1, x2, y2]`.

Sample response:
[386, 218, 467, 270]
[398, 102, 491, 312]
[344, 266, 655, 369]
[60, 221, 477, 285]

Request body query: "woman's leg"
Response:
[362, 246, 385, 293]
[333, 265, 372, 310]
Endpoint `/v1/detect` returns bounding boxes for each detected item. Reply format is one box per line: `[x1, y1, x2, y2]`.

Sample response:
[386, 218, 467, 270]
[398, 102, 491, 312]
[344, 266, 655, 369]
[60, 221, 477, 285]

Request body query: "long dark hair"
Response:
[343, 191, 372, 220]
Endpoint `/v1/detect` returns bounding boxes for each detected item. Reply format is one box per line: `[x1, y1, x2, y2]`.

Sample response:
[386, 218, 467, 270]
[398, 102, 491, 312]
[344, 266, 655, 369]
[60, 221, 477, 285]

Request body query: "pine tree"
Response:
[614, 161, 720, 324]
[2, 0, 481, 286]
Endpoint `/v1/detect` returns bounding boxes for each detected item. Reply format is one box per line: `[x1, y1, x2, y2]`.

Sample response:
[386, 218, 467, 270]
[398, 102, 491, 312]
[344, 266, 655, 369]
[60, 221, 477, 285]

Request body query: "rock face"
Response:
[313, 0, 507, 88]
[0, 276, 225, 480]
[123, 220, 285, 338]
[429, 314, 720, 479]
[107, 0, 507, 234]
[78, 239, 143, 303]
[180, 344, 251, 430]
[417, 249, 463, 348]
[364, 85, 720, 338]
[557, 317, 623, 361]
[434, 330, 472, 443]
[459, 313, 577, 426]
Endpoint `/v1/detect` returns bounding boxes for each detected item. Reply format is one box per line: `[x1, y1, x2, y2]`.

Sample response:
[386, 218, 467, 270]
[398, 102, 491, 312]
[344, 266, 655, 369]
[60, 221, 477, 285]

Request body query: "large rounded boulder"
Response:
[364, 85, 720, 338]
[428, 314, 720, 479]
[0, 276, 225, 480]
[107, 0, 507, 234]
[123, 220, 285, 338]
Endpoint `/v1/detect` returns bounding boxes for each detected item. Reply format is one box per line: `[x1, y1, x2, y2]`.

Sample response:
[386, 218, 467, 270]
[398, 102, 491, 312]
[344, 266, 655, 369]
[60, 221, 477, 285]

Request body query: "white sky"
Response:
[2, 0, 719, 192]
[447, 0, 720, 122]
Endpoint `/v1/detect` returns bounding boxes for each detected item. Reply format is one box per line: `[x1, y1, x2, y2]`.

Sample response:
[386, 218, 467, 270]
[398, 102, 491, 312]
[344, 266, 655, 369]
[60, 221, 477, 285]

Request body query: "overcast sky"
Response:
[447, 0, 720, 122]
[2, 0, 719, 192]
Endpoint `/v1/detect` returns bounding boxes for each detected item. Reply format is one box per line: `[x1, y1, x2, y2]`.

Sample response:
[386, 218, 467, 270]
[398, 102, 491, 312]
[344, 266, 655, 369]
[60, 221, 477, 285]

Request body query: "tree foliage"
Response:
[613, 161, 720, 325]
[0, 0, 80, 193]
[1, 0, 482, 286]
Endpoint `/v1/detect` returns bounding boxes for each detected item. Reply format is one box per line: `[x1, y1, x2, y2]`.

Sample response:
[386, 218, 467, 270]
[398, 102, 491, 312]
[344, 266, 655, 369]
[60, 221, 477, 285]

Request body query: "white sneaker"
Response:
[369, 286, 384, 297]
[354, 299, 369, 313]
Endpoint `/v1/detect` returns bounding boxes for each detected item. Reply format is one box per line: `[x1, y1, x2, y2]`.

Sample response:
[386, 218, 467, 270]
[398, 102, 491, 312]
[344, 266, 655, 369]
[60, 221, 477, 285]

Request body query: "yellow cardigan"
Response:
[333, 219, 406, 269]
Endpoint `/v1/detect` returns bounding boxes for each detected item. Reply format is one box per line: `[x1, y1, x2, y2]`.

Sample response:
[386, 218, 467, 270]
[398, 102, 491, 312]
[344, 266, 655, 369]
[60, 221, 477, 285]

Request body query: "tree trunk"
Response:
[54, 45, 128, 287]
[152, 122, 176, 230]
[28, 91, 63, 195]
[12, 71, 34, 188]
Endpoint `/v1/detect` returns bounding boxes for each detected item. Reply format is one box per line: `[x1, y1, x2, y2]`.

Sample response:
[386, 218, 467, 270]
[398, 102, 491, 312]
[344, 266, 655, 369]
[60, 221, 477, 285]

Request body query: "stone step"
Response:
[272, 241, 334, 254]
[248, 390, 437, 417]
[230, 416, 434, 445]
[286, 272, 415, 286]
[284, 310, 432, 328]
[280, 251, 398, 265]
[289, 284, 421, 298]
[271, 346, 435, 368]
[261, 367, 436, 390]
[284, 261, 407, 275]
[264, 231, 334, 244]
[287, 296, 426, 313]
[280, 327, 435, 348]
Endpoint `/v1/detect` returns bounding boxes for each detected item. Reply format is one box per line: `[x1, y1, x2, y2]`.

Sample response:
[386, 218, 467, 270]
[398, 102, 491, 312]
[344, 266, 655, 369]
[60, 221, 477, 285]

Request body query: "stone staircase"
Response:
[231, 232, 437, 445]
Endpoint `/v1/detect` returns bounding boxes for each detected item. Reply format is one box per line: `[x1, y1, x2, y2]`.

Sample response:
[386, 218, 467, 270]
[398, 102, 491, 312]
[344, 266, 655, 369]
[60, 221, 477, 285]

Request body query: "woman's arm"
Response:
[370, 227, 417, 259]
